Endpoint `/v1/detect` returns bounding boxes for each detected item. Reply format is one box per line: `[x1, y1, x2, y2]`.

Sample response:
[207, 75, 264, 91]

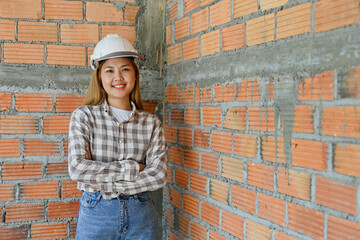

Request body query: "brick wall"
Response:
[164, 0, 360, 240]
[0, 1, 158, 239]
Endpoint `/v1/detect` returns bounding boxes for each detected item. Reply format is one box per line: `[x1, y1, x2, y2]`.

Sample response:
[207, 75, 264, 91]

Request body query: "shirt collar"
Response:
[103, 100, 136, 119]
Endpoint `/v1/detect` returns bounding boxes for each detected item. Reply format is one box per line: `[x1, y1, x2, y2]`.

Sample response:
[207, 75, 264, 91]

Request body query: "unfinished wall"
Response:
[0, 0, 164, 239]
[163, 0, 360, 239]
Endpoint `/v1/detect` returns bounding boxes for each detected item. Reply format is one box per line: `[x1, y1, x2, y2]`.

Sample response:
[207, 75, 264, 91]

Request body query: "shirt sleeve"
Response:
[103, 116, 168, 195]
[68, 108, 140, 185]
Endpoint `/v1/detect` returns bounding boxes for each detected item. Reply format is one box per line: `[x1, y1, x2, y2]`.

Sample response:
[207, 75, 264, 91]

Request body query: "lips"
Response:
[113, 84, 126, 89]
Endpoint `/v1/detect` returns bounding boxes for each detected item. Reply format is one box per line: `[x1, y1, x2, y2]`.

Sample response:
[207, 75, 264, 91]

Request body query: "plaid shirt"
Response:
[68, 101, 168, 199]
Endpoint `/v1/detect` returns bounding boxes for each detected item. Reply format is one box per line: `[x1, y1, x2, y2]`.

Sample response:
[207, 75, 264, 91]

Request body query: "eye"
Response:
[105, 69, 113, 73]
[122, 68, 130, 72]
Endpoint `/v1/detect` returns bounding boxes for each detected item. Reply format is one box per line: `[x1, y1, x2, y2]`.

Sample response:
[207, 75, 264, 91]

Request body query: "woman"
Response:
[68, 33, 168, 240]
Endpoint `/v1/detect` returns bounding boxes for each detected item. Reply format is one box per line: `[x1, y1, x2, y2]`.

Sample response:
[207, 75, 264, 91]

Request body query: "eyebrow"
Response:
[104, 64, 130, 69]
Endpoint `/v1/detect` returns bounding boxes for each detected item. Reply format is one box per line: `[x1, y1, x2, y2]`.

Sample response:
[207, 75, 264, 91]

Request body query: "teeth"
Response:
[113, 84, 125, 88]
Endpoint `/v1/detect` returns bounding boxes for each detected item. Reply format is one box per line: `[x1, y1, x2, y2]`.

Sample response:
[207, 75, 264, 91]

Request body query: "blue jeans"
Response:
[75, 191, 159, 240]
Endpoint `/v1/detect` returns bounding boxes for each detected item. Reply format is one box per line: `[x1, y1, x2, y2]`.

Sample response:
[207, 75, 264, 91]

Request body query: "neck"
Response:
[107, 98, 132, 110]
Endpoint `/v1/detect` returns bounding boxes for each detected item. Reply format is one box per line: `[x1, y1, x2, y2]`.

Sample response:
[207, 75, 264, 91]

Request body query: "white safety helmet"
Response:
[90, 33, 144, 70]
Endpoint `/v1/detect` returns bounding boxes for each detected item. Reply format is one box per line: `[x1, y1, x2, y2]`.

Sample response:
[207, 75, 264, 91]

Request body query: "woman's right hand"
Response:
[139, 163, 146, 172]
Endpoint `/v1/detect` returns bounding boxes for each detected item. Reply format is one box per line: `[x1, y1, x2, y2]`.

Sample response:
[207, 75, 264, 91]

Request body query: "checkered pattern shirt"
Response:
[68, 101, 168, 199]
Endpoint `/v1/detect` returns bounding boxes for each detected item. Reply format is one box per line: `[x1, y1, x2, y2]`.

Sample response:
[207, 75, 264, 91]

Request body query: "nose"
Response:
[114, 69, 124, 81]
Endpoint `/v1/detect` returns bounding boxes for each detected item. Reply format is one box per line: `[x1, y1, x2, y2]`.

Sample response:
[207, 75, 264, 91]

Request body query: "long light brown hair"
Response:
[83, 58, 144, 110]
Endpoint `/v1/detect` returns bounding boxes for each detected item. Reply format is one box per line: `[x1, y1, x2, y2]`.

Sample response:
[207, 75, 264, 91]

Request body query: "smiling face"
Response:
[100, 57, 136, 110]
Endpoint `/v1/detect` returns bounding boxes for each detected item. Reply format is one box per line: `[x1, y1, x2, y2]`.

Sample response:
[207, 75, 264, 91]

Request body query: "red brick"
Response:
[275, 231, 301, 240]
[0, 20, 15, 40]
[166, 25, 171, 46]
[61, 24, 99, 44]
[196, 86, 213, 103]
[6, 203, 44, 222]
[169, 231, 182, 240]
[257, 193, 286, 226]
[201, 30, 220, 56]
[0, 92, 12, 111]
[47, 161, 68, 176]
[322, 106, 360, 138]
[211, 130, 232, 154]
[201, 0, 216, 6]
[2, 162, 42, 180]
[171, 108, 184, 124]
[234, 0, 258, 18]
[191, 8, 209, 34]
[222, 210, 243, 239]
[178, 127, 192, 147]
[0, 139, 20, 157]
[222, 23, 245, 51]
[86, 2, 123, 23]
[247, 163, 274, 191]
[261, 136, 286, 163]
[210, 178, 229, 204]
[201, 152, 219, 175]
[190, 221, 207, 240]
[164, 125, 177, 143]
[292, 139, 328, 170]
[15, 94, 53, 112]
[237, 78, 261, 101]
[170, 188, 182, 209]
[210, 231, 227, 240]
[31, 222, 67, 239]
[166, 86, 179, 103]
[0, 0, 41, 19]
[0, 115, 38, 134]
[214, 83, 235, 102]
[278, 168, 311, 201]
[61, 180, 82, 198]
[334, 143, 360, 177]
[316, 176, 357, 215]
[48, 201, 79, 219]
[315, 0, 359, 33]
[20, 181, 59, 200]
[183, 36, 200, 61]
[248, 107, 275, 131]
[184, 0, 199, 14]
[167, 167, 173, 184]
[56, 94, 85, 113]
[210, 0, 231, 27]
[327, 215, 360, 240]
[231, 185, 256, 214]
[44, 0, 83, 20]
[18, 21, 57, 42]
[168, 2, 178, 22]
[194, 129, 210, 149]
[185, 106, 200, 125]
[180, 85, 195, 103]
[288, 203, 324, 239]
[0, 184, 16, 201]
[124, 5, 140, 24]
[340, 66, 360, 99]
[101, 25, 136, 44]
[201, 201, 219, 228]
[246, 219, 272, 240]
[0, 226, 28, 240]
[277, 3, 311, 39]
[4, 43, 44, 64]
[221, 156, 243, 182]
[47, 45, 86, 66]
[190, 173, 207, 196]
[169, 146, 182, 165]
[291, 105, 314, 133]
[175, 169, 189, 189]
[167, 43, 182, 65]
[43, 116, 71, 134]
[69, 221, 77, 239]
[298, 71, 334, 101]
[166, 210, 174, 228]
[178, 214, 190, 237]
[233, 133, 257, 158]
[175, 17, 190, 40]
[183, 194, 199, 217]
[247, 13, 275, 46]
[184, 149, 199, 170]
[260, 0, 287, 10]
[203, 106, 221, 127]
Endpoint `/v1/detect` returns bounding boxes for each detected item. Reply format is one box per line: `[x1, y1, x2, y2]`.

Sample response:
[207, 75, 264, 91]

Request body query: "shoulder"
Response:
[135, 110, 162, 125]
[71, 105, 102, 119]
